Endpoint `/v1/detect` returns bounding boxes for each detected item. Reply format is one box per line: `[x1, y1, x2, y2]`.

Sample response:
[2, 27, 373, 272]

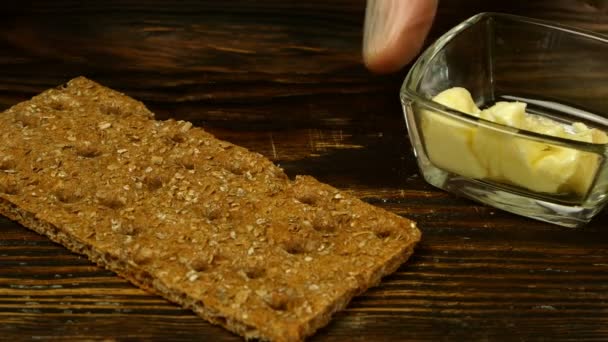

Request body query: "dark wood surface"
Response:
[1, 1, 608, 340]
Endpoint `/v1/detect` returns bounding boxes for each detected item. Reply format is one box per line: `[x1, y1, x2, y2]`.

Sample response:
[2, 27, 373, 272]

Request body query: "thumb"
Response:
[363, 0, 438, 74]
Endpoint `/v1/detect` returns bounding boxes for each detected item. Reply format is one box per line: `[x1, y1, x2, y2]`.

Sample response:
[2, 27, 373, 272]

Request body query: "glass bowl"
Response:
[400, 12, 608, 227]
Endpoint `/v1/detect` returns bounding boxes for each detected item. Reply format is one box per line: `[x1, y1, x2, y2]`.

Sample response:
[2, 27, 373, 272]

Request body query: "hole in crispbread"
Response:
[133, 246, 154, 265]
[180, 156, 196, 170]
[264, 293, 291, 311]
[143, 175, 164, 191]
[76, 144, 102, 158]
[49, 100, 67, 111]
[190, 259, 212, 272]
[312, 210, 335, 233]
[139, 270, 154, 283]
[100, 198, 126, 209]
[372, 217, 399, 239]
[100, 103, 123, 116]
[96, 191, 127, 209]
[213, 316, 227, 326]
[375, 230, 391, 239]
[0, 157, 16, 171]
[216, 148, 249, 176]
[203, 201, 223, 220]
[269, 300, 287, 311]
[171, 132, 187, 144]
[116, 220, 142, 236]
[244, 266, 265, 280]
[282, 240, 305, 255]
[14, 112, 40, 128]
[54, 187, 83, 204]
[0, 178, 19, 195]
[294, 189, 320, 206]
[224, 160, 244, 175]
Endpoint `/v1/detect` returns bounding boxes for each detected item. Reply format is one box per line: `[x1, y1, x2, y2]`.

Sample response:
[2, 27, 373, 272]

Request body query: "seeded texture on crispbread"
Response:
[0, 77, 420, 341]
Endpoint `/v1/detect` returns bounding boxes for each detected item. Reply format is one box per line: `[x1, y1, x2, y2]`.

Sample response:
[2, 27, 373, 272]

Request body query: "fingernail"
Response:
[363, 0, 437, 73]
[363, 0, 402, 61]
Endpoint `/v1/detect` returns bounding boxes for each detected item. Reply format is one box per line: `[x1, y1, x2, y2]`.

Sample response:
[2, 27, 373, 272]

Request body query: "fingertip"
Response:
[363, 42, 421, 74]
[363, 0, 438, 74]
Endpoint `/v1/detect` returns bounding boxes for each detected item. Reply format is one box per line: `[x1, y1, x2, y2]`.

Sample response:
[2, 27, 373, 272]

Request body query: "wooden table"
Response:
[1, 1, 608, 340]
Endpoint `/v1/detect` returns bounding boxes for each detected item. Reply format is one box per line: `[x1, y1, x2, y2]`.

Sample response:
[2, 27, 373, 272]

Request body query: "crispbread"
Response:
[0, 77, 420, 341]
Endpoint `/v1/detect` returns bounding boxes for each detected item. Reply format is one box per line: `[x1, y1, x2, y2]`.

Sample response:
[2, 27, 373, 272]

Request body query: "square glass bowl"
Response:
[400, 12, 608, 227]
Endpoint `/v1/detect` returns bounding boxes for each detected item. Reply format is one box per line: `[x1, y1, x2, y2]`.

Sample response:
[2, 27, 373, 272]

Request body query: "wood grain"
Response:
[1, 1, 608, 341]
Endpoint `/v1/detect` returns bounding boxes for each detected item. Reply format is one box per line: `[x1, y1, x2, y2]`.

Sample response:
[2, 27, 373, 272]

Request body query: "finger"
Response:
[363, 0, 438, 74]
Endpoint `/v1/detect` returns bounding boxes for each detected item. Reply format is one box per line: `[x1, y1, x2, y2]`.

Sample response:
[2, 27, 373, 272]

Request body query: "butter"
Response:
[420, 88, 486, 179]
[420, 88, 607, 196]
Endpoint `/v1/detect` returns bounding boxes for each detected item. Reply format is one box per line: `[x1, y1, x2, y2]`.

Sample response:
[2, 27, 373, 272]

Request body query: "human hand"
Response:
[363, 0, 438, 73]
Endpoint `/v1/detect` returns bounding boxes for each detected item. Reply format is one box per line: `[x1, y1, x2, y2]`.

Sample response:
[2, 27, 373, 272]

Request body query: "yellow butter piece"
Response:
[421, 88, 486, 178]
[432, 87, 481, 115]
[421, 110, 487, 179]
[480, 101, 526, 128]
[421, 88, 607, 196]
[471, 129, 577, 193]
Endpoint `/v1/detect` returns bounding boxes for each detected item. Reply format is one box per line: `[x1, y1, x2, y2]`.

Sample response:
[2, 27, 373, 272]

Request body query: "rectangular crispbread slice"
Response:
[0, 77, 420, 341]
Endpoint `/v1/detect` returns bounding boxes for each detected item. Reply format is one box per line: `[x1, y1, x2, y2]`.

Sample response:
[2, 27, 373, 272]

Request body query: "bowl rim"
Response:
[399, 12, 608, 150]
